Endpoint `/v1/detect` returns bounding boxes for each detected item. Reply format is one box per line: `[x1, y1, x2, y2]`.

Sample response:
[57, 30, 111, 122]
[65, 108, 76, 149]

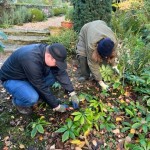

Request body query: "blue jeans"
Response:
[2, 74, 56, 107]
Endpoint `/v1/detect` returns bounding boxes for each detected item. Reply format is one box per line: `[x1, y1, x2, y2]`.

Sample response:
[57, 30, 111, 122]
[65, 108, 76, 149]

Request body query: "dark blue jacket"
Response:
[0, 44, 74, 108]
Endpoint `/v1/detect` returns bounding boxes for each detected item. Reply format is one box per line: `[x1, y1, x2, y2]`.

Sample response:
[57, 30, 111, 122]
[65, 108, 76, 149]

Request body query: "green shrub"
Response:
[13, 6, 32, 25]
[52, 7, 66, 16]
[29, 8, 44, 22]
[0, 11, 13, 27]
[47, 29, 77, 55]
[65, 6, 73, 21]
[1, 6, 31, 26]
[71, 0, 112, 32]
[52, 0, 62, 6]
[0, 31, 7, 52]
[123, 10, 147, 34]
[18, 0, 51, 5]
[111, 11, 126, 38]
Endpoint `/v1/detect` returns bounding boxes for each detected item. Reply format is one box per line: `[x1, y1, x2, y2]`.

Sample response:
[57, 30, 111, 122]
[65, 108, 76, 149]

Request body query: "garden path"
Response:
[13, 16, 65, 30]
[0, 16, 65, 67]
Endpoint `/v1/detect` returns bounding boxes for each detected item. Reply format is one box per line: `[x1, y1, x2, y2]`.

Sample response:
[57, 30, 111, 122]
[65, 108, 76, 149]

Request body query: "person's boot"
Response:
[12, 99, 32, 115]
[77, 56, 90, 82]
[78, 76, 88, 82]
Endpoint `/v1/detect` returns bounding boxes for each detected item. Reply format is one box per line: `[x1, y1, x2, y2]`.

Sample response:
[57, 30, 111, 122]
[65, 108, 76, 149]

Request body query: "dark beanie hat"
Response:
[97, 38, 114, 58]
[48, 43, 67, 70]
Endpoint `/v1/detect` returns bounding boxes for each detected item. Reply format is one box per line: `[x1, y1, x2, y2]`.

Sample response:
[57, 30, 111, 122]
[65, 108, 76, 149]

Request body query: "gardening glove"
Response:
[112, 66, 120, 75]
[53, 104, 69, 112]
[99, 81, 109, 90]
[69, 91, 79, 109]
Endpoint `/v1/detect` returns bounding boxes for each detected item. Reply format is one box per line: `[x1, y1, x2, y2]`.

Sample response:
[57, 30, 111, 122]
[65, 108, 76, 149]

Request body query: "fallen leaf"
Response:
[19, 144, 25, 149]
[11, 116, 15, 119]
[50, 144, 55, 149]
[116, 140, 124, 150]
[75, 147, 82, 150]
[116, 117, 122, 122]
[49, 118, 55, 121]
[112, 129, 120, 134]
[130, 128, 135, 134]
[125, 99, 130, 103]
[84, 128, 90, 137]
[40, 116, 45, 119]
[125, 136, 131, 143]
[120, 99, 125, 103]
[39, 136, 43, 141]
[124, 91, 130, 97]
[70, 139, 85, 148]
[92, 140, 97, 146]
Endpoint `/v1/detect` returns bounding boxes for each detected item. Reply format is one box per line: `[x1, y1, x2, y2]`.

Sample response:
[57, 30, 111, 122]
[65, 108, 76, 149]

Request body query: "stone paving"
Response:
[0, 16, 65, 67]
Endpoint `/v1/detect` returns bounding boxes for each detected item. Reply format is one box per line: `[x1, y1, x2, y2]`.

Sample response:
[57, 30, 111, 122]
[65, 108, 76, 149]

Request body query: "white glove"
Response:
[53, 104, 68, 112]
[69, 91, 79, 109]
[112, 66, 120, 75]
[99, 81, 109, 90]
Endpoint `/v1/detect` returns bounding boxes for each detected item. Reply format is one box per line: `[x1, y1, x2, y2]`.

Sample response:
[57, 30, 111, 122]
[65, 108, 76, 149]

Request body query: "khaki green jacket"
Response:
[76, 20, 118, 81]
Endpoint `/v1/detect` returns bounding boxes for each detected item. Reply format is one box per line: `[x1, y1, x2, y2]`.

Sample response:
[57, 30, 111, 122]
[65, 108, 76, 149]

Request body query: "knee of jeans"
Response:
[29, 93, 39, 105]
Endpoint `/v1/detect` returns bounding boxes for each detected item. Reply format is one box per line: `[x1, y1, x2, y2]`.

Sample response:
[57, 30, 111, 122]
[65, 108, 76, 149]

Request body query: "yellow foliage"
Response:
[120, 99, 125, 103]
[84, 128, 90, 137]
[40, 116, 45, 119]
[130, 128, 136, 134]
[39, 136, 43, 141]
[70, 140, 85, 148]
[118, 0, 144, 10]
[116, 117, 122, 122]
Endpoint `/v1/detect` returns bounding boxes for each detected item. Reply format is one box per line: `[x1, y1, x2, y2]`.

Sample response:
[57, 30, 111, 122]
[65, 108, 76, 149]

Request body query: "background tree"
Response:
[71, 0, 112, 32]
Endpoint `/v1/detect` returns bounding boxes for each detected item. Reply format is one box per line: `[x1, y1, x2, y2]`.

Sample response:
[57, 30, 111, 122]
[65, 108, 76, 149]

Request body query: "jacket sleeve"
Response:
[87, 58, 102, 81]
[21, 59, 59, 108]
[51, 67, 74, 93]
[76, 24, 88, 57]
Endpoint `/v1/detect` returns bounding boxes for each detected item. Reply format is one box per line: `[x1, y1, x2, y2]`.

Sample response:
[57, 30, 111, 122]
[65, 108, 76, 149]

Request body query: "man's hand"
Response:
[69, 91, 79, 109]
[53, 104, 69, 112]
[99, 81, 109, 90]
[112, 66, 120, 75]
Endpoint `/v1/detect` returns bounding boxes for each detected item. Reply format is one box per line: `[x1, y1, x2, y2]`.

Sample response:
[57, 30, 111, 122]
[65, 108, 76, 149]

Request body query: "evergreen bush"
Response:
[65, 6, 73, 22]
[47, 29, 77, 55]
[52, 7, 66, 16]
[71, 0, 112, 32]
[29, 8, 44, 22]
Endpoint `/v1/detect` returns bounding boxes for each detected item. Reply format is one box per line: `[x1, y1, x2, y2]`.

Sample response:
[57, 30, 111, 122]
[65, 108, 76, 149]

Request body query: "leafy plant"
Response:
[125, 137, 150, 150]
[125, 69, 150, 95]
[27, 117, 50, 138]
[55, 118, 78, 142]
[47, 29, 77, 55]
[29, 8, 44, 22]
[72, 110, 92, 126]
[112, 81, 125, 94]
[52, 7, 66, 16]
[0, 31, 7, 52]
[65, 6, 73, 22]
[131, 114, 150, 134]
[52, 81, 61, 89]
[100, 90, 110, 97]
[100, 115, 116, 132]
[78, 92, 98, 102]
[100, 65, 114, 82]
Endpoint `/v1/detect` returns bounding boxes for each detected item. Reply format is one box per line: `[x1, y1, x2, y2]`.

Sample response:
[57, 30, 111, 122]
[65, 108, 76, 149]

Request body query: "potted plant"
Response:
[61, 6, 74, 29]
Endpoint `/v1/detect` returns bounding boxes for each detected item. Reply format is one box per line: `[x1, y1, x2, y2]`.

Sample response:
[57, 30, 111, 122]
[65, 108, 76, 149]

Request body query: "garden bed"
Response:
[0, 58, 149, 150]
